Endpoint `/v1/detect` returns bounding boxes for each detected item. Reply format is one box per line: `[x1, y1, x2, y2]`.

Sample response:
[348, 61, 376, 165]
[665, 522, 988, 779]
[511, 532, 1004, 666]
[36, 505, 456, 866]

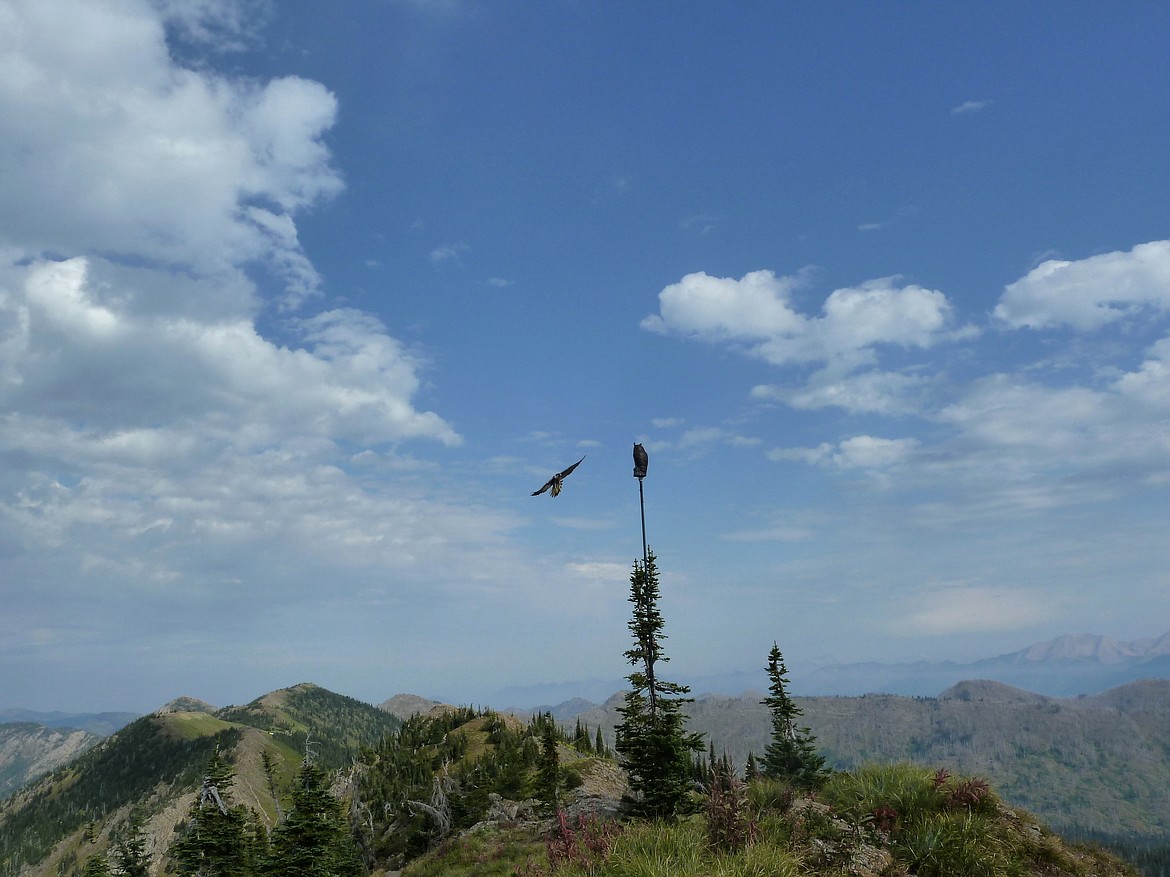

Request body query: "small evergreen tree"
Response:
[744, 751, 760, 782]
[111, 806, 150, 877]
[535, 719, 560, 815]
[614, 550, 703, 819]
[81, 854, 113, 877]
[266, 760, 364, 877]
[170, 752, 264, 877]
[760, 642, 828, 788]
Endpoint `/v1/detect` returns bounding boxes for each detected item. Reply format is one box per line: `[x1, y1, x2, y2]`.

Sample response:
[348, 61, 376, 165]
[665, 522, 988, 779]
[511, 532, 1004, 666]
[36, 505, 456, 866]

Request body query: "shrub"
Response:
[705, 764, 758, 853]
[746, 777, 795, 815]
[898, 812, 1020, 877]
[821, 763, 945, 831]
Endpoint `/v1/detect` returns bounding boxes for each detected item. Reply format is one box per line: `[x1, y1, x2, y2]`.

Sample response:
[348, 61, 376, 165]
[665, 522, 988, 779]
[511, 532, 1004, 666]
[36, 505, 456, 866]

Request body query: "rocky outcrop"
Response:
[0, 723, 98, 798]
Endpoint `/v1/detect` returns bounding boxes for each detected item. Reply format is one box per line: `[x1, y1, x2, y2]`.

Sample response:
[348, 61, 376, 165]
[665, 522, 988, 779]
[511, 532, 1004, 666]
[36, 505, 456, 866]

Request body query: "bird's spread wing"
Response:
[531, 455, 586, 497]
[557, 455, 586, 480]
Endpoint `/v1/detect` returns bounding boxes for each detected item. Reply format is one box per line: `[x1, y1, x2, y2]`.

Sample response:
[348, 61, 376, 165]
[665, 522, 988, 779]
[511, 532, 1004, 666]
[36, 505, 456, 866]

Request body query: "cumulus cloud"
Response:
[651, 246, 1170, 508]
[2, 257, 458, 446]
[937, 357, 1170, 483]
[994, 240, 1170, 330]
[0, 0, 342, 298]
[643, 270, 956, 365]
[0, 0, 477, 621]
[644, 269, 962, 414]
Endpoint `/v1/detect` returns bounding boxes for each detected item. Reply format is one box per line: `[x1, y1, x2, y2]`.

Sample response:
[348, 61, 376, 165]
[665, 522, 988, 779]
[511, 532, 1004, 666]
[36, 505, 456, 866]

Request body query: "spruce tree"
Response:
[760, 642, 828, 788]
[614, 550, 703, 819]
[266, 759, 364, 877]
[170, 752, 264, 877]
[111, 806, 151, 877]
[535, 719, 561, 816]
[744, 751, 760, 782]
[81, 854, 113, 877]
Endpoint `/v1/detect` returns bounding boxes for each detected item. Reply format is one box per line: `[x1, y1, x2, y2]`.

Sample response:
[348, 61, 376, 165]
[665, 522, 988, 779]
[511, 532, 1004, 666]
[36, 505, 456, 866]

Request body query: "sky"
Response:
[2, 0, 1170, 713]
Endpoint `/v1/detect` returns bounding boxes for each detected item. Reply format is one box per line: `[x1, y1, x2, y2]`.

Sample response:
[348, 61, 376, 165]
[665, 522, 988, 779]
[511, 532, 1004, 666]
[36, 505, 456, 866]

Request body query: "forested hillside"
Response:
[2, 679, 1161, 877]
[0, 684, 399, 877]
[575, 678, 1170, 838]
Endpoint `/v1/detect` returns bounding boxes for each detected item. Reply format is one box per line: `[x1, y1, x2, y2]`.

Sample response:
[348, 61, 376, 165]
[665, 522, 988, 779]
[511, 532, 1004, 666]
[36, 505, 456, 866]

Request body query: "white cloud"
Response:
[650, 426, 762, 455]
[994, 240, 1170, 330]
[0, 0, 342, 296]
[951, 99, 991, 115]
[643, 270, 963, 414]
[566, 561, 629, 581]
[769, 435, 919, 470]
[1, 258, 459, 446]
[640, 269, 807, 341]
[430, 242, 469, 264]
[1116, 336, 1170, 404]
[659, 270, 958, 365]
[753, 365, 932, 414]
[935, 355, 1170, 486]
[0, 0, 481, 627]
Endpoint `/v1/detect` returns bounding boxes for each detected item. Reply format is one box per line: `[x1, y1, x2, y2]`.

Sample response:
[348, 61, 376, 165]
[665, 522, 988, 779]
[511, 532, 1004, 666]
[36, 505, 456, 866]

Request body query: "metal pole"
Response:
[638, 476, 648, 568]
[633, 442, 649, 566]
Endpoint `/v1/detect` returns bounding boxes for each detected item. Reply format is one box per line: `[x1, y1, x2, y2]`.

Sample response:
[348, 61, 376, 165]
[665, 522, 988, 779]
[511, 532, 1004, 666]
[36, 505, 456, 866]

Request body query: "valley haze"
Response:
[4, 630, 1168, 717]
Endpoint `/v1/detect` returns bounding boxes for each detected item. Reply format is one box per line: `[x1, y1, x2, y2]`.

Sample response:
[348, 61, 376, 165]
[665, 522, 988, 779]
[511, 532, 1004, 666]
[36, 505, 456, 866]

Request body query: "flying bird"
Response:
[531, 455, 586, 497]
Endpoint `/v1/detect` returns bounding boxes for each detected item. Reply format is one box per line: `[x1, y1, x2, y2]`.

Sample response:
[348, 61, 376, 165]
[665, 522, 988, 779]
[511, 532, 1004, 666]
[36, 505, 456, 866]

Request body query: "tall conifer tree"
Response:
[535, 719, 561, 816]
[761, 642, 828, 788]
[614, 550, 703, 819]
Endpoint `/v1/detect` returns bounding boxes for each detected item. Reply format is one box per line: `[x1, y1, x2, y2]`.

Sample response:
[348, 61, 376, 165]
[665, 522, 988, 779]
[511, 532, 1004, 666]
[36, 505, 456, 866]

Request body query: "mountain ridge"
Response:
[4, 677, 1169, 876]
[557, 677, 1170, 837]
[0, 682, 401, 877]
[487, 629, 1170, 708]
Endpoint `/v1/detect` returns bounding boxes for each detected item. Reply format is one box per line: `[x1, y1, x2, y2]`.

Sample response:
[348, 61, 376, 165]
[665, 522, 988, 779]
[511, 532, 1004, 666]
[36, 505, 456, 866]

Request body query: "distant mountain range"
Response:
[565, 678, 1170, 837]
[797, 631, 1170, 698]
[0, 709, 139, 737]
[493, 630, 1170, 708]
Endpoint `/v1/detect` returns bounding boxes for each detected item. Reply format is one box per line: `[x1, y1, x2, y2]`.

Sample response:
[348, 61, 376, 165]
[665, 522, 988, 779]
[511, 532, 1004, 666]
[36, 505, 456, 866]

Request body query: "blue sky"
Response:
[2, 0, 1170, 712]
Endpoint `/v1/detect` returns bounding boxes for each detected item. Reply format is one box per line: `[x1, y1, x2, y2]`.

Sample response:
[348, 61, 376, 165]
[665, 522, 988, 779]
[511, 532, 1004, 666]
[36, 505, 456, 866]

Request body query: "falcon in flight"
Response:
[532, 455, 586, 497]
